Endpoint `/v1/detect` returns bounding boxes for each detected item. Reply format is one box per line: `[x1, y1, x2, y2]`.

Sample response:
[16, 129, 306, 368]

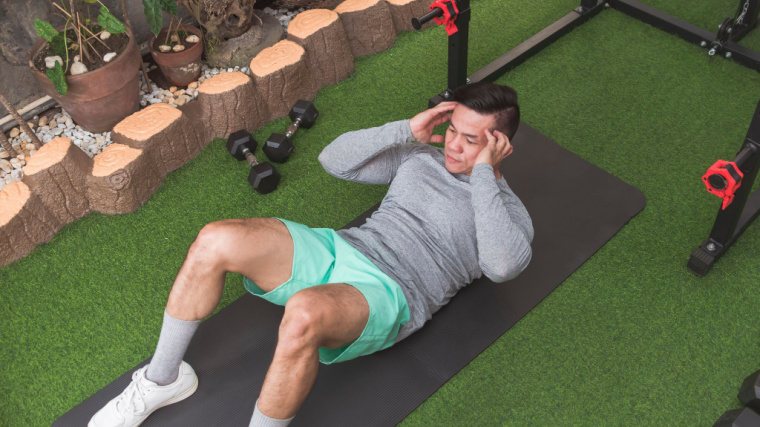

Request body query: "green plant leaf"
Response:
[98, 6, 126, 34]
[142, 0, 163, 37]
[34, 19, 58, 43]
[160, 0, 178, 17]
[83, 0, 98, 3]
[45, 61, 67, 95]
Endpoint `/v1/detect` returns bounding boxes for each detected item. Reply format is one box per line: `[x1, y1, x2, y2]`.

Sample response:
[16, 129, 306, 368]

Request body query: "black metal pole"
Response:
[688, 100, 760, 276]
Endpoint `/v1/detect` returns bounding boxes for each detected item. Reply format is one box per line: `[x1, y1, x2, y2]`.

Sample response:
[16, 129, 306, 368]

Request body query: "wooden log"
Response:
[112, 103, 205, 177]
[387, 0, 436, 32]
[250, 40, 317, 123]
[334, 0, 396, 57]
[0, 181, 60, 268]
[86, 143, 164, 215]
[23, 137, 93, 223]
[196, 71, 264, 138]
[287, 9, 355, 90]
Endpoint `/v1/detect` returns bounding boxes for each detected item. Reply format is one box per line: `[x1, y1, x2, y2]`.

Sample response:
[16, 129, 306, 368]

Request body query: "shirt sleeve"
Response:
[318, 120, 418, 184]
[469, 162, 534, 282]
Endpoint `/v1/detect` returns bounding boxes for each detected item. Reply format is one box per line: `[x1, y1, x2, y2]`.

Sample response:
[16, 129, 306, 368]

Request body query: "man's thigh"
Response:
[213, 217, 294, 292]
[286, 283, 370, 350]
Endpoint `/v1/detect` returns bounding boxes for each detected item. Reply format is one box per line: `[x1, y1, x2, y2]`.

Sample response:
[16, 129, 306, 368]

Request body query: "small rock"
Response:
[174, 96, 187, 106]
[163, 90, 173, 98]
[159, 45, 172, 53]
[70, 62, 88, 75]
[188, 81, 199, 89]
[169, 86, 177, 93]
[162, 97, 173, 104]
[73, 55, 81, 63]
[0, 151, 8, 159]
[148, 98, 163, 104]
[65, 117, 74, 129]
[29, 149, 37, 156]
[9, 128, 19, 138]
[170, 34, 180, 43]
[227, 68, 234, 73]
[10, 169, 23, 181]
[103, 52, 117, 62]
[49, 118, 58, 128]
[172, 44, 185, 52]
[9, 158, 21, 168]
[211, 68, 220, 75]
[52, 128, 64, 136]
[42, 135, 53, 143]
[45, 56, 63, 69]
[140, 99, 147, 107]
[186, 35, 199, 43]
[27, 123, 35, 130]
[0, 159, 11, 173]
[24, 143, 35, 151]
[100, 30, 111, 40]
[38, 116, 48, 127]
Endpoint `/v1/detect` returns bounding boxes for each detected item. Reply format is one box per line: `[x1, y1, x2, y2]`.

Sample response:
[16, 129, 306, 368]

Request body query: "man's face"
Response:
[443, 104, 497, 175]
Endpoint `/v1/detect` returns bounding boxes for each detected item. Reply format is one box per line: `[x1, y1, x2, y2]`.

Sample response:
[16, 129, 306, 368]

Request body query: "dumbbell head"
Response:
[248, 163, 281, 194]
[738, 370, 760, 412]
[263, 133, 295, 163]
[289, 100, 319, 129]
[227, 130, 257, 161]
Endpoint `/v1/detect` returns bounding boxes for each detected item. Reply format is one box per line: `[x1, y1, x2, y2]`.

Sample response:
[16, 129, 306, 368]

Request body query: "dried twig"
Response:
[0, 93, 42, 150]
[0, 126, 18, 158]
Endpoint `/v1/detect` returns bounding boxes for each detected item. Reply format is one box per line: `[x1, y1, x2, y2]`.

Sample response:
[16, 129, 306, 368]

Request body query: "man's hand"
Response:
[476, 129, 513, 178]
[409, 101, 457, 144]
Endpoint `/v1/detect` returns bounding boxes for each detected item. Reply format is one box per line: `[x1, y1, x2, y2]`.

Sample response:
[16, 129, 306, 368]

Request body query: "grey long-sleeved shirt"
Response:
[318, 120, 534, 341]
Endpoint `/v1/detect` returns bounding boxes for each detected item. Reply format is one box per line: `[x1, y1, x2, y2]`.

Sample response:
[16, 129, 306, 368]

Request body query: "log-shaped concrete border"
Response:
[0, 0, 421, 268]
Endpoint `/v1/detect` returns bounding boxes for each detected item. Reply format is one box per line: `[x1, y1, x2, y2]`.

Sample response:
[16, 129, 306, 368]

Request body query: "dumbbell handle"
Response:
[240, 146, 259, 166]
[285, 116, 303, 139]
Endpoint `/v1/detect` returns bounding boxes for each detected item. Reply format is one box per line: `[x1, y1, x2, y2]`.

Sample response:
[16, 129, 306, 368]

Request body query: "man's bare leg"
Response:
[254, 283, 370, 422]
[146, 218, 294, 385]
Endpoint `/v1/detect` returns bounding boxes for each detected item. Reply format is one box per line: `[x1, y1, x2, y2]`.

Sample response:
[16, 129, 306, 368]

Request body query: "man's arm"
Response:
[318, 120, 417, 184]
[318, 102, 458, 184]
[471, 129, 534, 282]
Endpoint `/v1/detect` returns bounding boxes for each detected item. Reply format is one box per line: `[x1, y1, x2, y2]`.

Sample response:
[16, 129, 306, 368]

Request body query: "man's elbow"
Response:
[484, 247, 533, 283]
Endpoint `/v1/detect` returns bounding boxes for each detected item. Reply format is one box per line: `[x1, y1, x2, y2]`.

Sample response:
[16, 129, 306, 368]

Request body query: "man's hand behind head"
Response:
[409, 101, 457, 144]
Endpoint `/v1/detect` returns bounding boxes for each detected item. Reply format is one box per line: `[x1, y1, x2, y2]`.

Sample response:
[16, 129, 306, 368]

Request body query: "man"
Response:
[89, 81, 534, 427]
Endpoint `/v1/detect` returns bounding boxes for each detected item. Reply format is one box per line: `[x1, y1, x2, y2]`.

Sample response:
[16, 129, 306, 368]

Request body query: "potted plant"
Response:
[143, 0, 203, 87]
[29, 0, 141, 133]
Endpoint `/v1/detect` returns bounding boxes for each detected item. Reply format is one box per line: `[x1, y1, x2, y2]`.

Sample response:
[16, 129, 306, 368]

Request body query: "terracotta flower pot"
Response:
[149, 25, 204, 87]
[29, 28, 141, 134]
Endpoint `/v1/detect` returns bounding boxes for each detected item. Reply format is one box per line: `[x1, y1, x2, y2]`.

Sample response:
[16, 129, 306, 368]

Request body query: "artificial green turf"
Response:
[3, 0, 760, 425]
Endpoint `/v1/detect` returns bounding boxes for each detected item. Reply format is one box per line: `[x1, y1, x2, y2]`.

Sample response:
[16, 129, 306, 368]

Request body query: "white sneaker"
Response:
[88, 361, 198, 427]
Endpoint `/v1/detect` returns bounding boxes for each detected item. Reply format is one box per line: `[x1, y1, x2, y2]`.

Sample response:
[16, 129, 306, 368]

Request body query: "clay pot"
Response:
[149, 25, 204, 87]
[29, 27, 141, 134]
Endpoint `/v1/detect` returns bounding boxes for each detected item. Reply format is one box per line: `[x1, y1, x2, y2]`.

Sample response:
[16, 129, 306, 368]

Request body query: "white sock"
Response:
[249, 399, 295, 427]
[145, 311, 200, 385]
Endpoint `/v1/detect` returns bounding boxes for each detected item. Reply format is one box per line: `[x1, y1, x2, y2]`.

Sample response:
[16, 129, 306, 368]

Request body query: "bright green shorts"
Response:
[243, 218, 410, 364]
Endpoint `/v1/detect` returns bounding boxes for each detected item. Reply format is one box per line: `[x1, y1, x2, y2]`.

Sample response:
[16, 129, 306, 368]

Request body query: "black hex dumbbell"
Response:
[227, 130, 280, 194]
[263, 100, 319, 163]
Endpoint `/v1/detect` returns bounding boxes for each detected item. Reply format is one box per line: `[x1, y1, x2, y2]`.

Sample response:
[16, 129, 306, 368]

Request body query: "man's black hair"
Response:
[452, 82, 520, 141]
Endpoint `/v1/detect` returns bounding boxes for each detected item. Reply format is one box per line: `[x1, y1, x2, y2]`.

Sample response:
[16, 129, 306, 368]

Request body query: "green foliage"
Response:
[45, 60, 67, 95]
[97, 6, 125, 34]
[142, 0, 179, 37]
[48, 33, 70, 59]
[33, 19, 58, 43]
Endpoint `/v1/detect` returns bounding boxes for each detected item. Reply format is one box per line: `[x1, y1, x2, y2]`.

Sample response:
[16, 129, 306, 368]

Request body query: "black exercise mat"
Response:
[54, 123, 646, 426]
